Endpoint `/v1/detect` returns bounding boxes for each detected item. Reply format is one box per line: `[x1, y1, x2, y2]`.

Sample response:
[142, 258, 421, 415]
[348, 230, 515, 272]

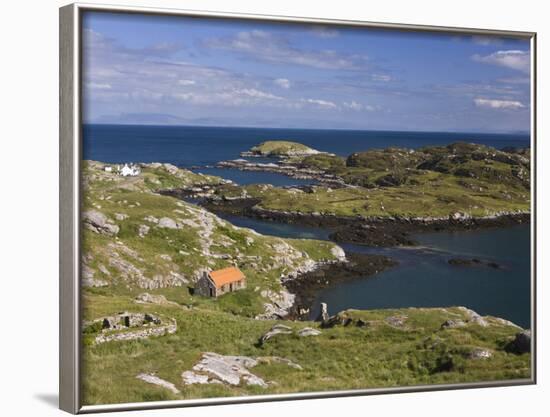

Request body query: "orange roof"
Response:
[208, 266, 245, 288]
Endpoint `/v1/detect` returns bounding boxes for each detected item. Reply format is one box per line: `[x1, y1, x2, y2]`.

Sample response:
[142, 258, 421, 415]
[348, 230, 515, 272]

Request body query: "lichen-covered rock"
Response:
[157, 217, 178, 229]
[83, 210, 119, 236]
[297, 327, 322, 337]
[259, 324, 293, 345]
[182, 352, 267, 387]
[458, 306, 489, 327]
[138, 224, 150, 237]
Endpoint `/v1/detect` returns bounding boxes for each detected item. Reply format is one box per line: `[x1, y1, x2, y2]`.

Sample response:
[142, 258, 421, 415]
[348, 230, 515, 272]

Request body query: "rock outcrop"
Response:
[316, 302, 329, 322]
[182, 353, 267, 387]
[259, 324, 321, 345]
[259, 324, 293, 345]
[181, 352, 303, 388]
[83, 210, 119, 236]
[507, 330, 531, 354]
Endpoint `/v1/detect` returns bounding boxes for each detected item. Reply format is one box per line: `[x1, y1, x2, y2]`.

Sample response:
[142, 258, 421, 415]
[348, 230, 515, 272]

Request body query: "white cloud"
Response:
[237, 88, 283, 100]
[472, 50, 530, 73]
[343, 101, 381, 111]
[372, 74, 392, 82]
[343, 101, 363, 111]
[205, 30, 368, 70]
[86, 82, 112, 90]
[474, 98, 525, 109]
[274, 78, 291, 89]
[178, 79, 196, 86]
[301, 98, 338, 109]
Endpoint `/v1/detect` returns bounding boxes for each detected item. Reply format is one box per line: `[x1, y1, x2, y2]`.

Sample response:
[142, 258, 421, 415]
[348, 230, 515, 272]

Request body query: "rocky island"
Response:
[210, 141, 530, 246]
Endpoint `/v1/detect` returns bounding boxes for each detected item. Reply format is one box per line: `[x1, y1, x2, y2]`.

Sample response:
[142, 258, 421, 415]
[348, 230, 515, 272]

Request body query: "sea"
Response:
[83, 124, 532, 328]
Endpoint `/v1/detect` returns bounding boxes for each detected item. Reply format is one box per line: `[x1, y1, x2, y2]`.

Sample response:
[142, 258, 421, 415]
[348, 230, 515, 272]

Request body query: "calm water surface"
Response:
[220, 214, 530, 328]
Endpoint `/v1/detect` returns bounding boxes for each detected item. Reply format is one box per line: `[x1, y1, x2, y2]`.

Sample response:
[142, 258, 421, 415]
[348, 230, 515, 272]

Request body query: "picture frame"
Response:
[60, 2, 536, 413]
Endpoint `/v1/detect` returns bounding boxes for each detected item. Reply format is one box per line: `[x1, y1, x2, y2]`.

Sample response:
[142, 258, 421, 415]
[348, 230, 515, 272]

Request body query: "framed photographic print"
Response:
[59, 2, 536, 413]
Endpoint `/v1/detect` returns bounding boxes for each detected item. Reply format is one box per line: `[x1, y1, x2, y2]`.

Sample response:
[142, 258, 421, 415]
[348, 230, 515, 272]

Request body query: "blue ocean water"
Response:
[83, 124, 529, 166]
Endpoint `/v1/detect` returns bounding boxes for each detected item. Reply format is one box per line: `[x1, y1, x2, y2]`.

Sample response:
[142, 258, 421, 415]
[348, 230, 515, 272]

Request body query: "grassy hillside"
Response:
[82, 295, 530, 405]
[82, 161, 342, 317]
[80, 159, 530, 406]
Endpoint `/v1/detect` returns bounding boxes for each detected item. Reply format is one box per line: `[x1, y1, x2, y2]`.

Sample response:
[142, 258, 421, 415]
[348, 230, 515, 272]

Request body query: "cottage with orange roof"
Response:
[195, 266, 246, 297]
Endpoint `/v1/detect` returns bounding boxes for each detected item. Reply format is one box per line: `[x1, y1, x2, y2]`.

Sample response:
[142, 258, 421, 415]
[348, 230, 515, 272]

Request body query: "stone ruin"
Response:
[84, 311, 177, 344]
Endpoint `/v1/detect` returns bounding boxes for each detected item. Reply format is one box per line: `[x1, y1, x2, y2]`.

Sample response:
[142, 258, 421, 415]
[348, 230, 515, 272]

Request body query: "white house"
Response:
[104, 166, 113, 173]
[120, 163, 141, 177]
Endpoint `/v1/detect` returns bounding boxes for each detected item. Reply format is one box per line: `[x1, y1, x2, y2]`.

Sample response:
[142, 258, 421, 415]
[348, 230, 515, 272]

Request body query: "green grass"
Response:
[223, 165, 528, 219]
[81, 296, 530, 405]
[80, 155, 531, 406]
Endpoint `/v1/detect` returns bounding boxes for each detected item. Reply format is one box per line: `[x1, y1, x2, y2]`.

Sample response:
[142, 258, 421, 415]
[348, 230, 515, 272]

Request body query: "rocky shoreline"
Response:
[283, 252, 398, 320]
[199, 196, 530, 247]
[216, 159, 347, 186]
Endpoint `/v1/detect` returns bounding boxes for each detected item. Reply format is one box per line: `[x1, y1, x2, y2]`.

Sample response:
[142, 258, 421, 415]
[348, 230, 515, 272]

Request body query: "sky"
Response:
[82, 12, 531, 133]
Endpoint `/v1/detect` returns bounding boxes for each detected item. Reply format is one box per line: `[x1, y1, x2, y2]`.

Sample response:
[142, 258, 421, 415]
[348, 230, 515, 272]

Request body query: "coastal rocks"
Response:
[216, 158, 345, 186]
[330, 223, 416, 247]
[136, 373, 180, 394]
[83, 210, 120, 236]
[458, 307, 489, 327]
[507, 330, 531, 354]
[316, 302, 329, 322]
[284, 253, 397, 317]
[450, 212, 472, 222]
[182, 353, 267, 387]
[255, 289, 296, 320]
[321, 313, 352, 329]
[330, 245, 347, 262]
[448, 258, 501, 269]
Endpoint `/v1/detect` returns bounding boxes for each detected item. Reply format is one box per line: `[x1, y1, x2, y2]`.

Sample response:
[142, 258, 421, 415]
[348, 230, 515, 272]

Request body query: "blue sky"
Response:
[82, 12, 531, 133]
